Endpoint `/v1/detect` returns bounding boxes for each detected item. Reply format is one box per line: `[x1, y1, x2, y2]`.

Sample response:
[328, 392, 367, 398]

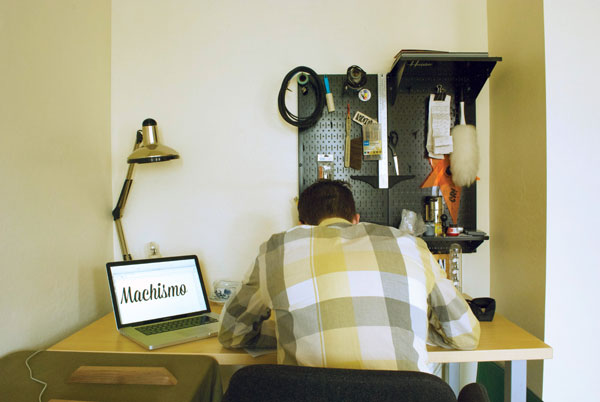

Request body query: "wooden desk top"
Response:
[49, 304, 275, 366]
[426, 314, 552, 363]
[48, 303, 552, 365]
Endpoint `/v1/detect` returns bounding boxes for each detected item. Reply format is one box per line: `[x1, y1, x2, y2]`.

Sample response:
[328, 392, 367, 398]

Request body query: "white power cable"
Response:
[25, 350, 48, 402]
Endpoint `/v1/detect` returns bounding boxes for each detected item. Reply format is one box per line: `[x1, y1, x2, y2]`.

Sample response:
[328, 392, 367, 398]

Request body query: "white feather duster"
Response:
[450, 101, 479, 187]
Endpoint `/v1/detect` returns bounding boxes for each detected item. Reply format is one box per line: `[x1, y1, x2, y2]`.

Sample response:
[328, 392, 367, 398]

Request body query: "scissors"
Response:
[388, 131, 399, 175]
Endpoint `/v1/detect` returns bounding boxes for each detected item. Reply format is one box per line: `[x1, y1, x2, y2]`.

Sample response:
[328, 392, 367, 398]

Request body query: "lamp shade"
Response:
[127, 118, 180, 164]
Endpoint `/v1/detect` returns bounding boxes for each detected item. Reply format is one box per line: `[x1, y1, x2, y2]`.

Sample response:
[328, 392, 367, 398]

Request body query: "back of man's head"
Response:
[298, 180, 357, 225]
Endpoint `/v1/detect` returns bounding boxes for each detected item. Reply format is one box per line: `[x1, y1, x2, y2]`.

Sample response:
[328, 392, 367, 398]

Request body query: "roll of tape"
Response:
[297, 73, 309, 86]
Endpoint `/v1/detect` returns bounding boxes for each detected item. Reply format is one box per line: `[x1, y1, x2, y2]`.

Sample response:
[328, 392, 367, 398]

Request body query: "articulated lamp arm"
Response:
[111, 130, 143, 261]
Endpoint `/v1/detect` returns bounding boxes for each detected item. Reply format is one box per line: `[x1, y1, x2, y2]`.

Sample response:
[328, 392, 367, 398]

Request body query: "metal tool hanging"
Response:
[345, 104, 352, 168]
[388, 131, 399, 175]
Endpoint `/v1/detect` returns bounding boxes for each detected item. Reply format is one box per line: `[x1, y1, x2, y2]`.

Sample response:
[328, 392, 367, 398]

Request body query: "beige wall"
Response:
[0, 0, 112, 356]
[111, 0, 491, 298]
[487, 0, 547, 397]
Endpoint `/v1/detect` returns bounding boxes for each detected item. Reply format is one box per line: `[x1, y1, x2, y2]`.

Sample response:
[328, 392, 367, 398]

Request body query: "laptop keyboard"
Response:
[136, 315, 218, 336]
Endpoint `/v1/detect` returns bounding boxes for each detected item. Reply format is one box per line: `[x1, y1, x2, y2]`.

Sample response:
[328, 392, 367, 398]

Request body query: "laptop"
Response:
[106, 255, 220, 350]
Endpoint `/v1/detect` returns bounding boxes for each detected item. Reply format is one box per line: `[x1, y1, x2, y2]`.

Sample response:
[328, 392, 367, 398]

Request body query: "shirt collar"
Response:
[318, 217, 353, 227]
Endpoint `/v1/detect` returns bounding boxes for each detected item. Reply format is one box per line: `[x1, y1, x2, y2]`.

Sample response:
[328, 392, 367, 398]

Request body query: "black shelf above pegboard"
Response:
[388, 51, 501, 106]
[422, 233, 489, 254]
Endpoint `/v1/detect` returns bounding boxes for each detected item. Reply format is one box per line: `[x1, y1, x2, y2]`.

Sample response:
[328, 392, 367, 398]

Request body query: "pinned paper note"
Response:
[426, 94, 453, 158]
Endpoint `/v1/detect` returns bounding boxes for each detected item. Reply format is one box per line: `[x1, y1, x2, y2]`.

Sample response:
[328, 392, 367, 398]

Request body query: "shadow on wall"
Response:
[78, 260, 113, 322]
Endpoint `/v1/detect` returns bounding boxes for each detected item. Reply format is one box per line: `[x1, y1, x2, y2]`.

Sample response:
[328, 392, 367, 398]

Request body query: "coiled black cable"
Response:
[278, 66, 325, 129]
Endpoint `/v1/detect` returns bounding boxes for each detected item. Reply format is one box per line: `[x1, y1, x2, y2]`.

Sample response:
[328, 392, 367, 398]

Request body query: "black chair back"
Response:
[223, 364, 458, 402]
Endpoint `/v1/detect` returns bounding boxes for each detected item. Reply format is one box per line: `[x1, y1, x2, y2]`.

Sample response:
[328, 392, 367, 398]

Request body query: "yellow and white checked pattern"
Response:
[218, 218, 480, 372]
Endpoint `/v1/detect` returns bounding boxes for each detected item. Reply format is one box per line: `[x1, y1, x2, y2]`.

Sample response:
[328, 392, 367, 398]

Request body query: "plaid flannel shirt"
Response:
[218, 218, 480, 372]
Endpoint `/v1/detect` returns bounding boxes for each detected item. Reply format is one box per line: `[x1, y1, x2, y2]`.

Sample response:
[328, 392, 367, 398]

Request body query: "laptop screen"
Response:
[107, 255, 210, 327]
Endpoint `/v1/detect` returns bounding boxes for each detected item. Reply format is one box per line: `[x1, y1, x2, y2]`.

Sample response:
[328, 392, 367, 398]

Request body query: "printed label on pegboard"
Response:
[362, 122, 382, 160]
[352, 111, 377, 126]
[363, 141, 382, 156]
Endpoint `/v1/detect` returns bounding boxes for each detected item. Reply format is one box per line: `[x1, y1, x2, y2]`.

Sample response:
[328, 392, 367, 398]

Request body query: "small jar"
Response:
[447, 225, 461, 236]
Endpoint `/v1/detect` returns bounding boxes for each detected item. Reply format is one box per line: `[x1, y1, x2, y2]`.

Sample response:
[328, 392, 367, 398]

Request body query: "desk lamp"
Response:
[112, 118, 179, 260]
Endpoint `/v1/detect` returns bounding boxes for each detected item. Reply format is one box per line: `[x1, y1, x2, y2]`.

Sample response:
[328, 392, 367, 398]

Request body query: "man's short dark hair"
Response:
[298, 180, 357, 225]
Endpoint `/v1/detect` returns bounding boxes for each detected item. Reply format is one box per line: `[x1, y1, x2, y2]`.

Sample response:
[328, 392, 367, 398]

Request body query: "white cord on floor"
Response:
[25, 350, 47, 402]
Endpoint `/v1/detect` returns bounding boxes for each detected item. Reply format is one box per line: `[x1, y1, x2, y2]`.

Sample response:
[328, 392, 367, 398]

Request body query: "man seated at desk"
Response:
[218, 180, 479, 373]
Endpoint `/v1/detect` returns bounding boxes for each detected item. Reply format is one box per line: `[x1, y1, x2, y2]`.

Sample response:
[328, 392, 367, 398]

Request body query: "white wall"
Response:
[543, 1, 600, 399]
[0, 0, 112, 356]
[111, 0, 491, 297]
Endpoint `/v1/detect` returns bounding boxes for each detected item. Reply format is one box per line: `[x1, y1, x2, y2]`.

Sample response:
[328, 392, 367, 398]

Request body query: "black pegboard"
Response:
[386, 87, 477, 230]
[298, 74, 390, 225]
[297, 73, 479, 230]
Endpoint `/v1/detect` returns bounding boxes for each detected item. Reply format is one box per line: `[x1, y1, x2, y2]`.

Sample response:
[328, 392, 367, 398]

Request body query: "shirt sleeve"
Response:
[426, 253, 480, 350]
[217, 257, 277, 349]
